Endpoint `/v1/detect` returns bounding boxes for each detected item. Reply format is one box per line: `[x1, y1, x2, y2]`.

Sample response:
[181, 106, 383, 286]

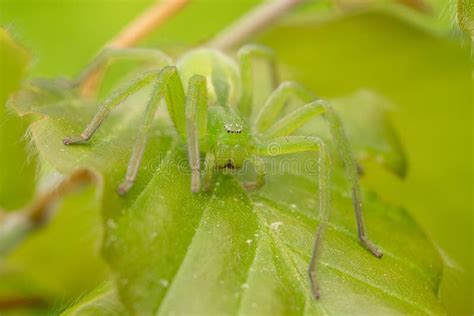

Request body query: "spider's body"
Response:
[177, 49, 240, 106]
[207, 106, 252, 169]
[63, 45, 382, 299]
[178, 49, 253, 170]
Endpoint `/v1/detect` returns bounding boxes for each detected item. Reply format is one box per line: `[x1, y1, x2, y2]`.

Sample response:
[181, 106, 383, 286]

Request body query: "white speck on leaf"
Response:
[107, 219, 117, 229]
[270, 222, 283, 230]
[159, 279, 169, 288]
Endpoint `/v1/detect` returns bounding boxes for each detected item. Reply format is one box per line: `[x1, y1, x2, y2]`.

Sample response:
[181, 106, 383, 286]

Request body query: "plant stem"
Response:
[109, 0, 190, 49]
[24, 170, 96, 226]
[80, 0, 190, 97]
[206, 0, 305, 50]
[0, 296, 47, 310]
[397, 0, 431, 12]
[334, 0, 431, 12]
[0, 170, 96, 255]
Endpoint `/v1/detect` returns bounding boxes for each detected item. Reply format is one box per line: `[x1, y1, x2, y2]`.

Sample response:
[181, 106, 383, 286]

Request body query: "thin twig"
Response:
[24, 170, 96, 226]
[457, 0, 473, 41]
[396, 0, 431, 12]
[206, 0, 306, 50]
[80, 0, 190, 97]
[0, 170, 96, 255]
[109, 0, 190, 49]
[334, 0, 431, 13]
[0, 296, 47, 310]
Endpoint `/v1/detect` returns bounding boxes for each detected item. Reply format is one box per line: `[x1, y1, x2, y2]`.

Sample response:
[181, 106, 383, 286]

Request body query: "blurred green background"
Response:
[0, 0, 472, 314]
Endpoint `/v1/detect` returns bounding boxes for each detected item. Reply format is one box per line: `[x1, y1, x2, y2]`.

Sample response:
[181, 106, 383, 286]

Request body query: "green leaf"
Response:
[0, 28, 36, 209]
[0, 41, 108, 308]
[457, 0, 474, 39]
[9, 74, 444, 314]
[60, 283, 125, 316]
[295, 90, 407, 177]
[0, 183, 109, 314]
[259, 10, 472, 313]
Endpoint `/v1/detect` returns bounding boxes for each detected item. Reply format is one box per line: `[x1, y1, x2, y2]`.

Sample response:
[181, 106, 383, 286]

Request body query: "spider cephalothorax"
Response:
[63, 44, 382, 299]
[207, 106, 252, 171]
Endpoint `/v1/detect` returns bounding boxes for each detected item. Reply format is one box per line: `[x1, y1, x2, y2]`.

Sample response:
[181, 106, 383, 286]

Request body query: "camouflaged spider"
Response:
[63, 44, 382, 299]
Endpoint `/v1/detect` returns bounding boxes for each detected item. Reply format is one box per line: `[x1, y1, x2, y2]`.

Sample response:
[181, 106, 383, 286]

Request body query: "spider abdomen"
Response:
[177, 48, 240, 107]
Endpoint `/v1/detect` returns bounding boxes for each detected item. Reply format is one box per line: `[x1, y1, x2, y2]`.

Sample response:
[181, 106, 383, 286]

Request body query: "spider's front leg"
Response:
[255, 136, 331, 299]
[64, 66, 200, 195]
[185, 75, 208, 193]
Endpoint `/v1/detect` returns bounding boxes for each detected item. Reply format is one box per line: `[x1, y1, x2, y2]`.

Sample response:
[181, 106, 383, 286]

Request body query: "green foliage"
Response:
[0, 29, 36, 209]
[7, 74, 443, 314]
[259, 10, 473, 313]
[60, 283, 124, 316]
[457, 0, 474, 38]
[0, 0, 471, 314]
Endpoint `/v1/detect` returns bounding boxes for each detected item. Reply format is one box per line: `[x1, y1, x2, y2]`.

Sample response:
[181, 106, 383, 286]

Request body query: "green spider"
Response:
[63, 44, 382, 299]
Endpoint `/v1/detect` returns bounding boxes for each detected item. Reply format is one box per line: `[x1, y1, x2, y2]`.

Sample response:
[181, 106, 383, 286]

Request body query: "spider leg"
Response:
[261, 99, 325, 139]
[63, 66, 188, 195]
[117, 67, 187, 195]
[63, 70, 159, 145]
[323, 104, 383, 258]
[255, 136, 330, 299]
[73, 47, 172, 88]
[243, 155, 266, 190]
[204, 152, 216, 192]
[185, 75, 208, 192]
[254, 82, 384, 297]
[237, 44, 278, 118]
[259, 97, 383, 258]
[254, 81, 315, 133]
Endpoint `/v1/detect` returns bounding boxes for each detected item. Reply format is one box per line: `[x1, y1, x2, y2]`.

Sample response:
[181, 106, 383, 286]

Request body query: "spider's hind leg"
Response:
[237, 44, 278, 118]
